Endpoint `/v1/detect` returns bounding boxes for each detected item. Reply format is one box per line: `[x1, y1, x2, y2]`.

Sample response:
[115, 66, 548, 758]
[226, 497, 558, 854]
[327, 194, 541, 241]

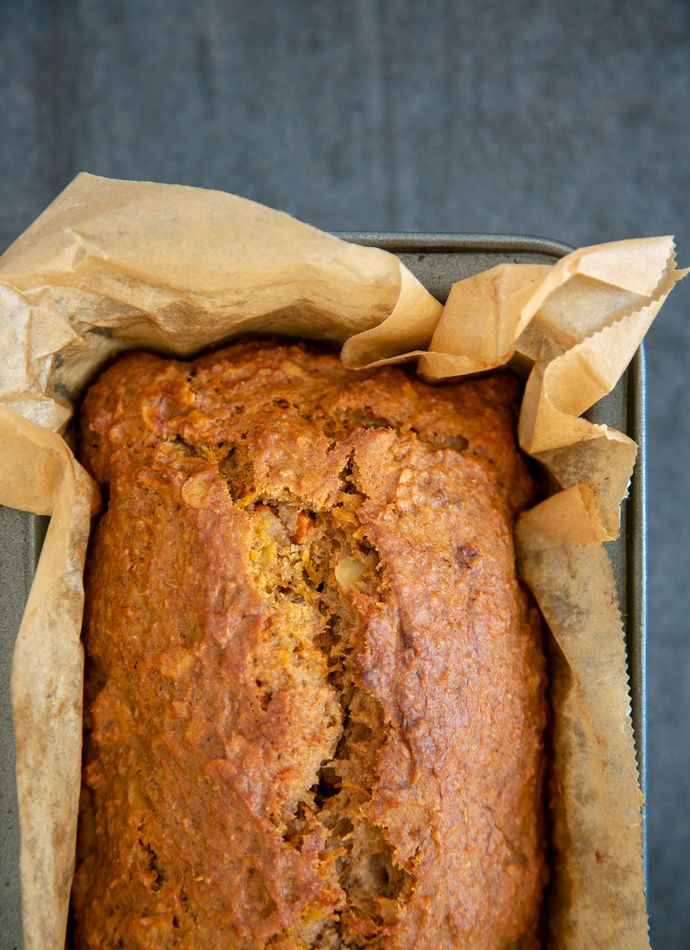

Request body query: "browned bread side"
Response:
[73, 339, 547, 948]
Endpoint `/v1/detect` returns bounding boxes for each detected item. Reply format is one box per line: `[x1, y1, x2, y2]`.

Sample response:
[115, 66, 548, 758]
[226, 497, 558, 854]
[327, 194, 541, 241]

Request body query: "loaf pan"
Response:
[0, 232, 647, 945]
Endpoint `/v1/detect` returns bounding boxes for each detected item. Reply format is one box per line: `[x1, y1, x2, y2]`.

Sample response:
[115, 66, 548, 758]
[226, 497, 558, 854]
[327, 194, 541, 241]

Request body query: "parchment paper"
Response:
[0, 173, 684, 949]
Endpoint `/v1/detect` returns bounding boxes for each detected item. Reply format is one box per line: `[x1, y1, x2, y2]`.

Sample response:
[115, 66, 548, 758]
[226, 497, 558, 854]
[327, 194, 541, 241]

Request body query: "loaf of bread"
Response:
[72, 339, 547, 948]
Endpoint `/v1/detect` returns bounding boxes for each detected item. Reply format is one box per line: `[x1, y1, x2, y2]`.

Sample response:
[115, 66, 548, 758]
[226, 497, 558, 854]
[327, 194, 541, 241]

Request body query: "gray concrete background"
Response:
[1, 0, 688, 946]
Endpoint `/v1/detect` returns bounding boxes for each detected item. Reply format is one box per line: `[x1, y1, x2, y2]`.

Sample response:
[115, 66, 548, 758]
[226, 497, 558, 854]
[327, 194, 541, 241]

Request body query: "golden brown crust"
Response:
[73, 339, 547, 948]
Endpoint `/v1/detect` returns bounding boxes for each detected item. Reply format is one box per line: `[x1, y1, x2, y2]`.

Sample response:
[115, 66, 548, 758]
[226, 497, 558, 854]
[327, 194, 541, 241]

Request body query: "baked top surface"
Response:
[73, 339, 547, 949]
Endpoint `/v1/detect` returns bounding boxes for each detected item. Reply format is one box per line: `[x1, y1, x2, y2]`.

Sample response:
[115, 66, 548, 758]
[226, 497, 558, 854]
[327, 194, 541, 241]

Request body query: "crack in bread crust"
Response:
[239, 467, 414, 947]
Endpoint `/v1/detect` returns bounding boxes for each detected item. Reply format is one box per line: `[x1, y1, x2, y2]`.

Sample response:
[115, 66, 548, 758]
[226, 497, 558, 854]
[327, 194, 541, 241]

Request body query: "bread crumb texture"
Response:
[72, 340, 547, 949]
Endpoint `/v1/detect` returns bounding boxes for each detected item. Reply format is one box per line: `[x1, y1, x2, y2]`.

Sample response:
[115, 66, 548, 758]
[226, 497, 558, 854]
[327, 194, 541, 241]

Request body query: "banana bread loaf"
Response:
[72, 339, 547, 948]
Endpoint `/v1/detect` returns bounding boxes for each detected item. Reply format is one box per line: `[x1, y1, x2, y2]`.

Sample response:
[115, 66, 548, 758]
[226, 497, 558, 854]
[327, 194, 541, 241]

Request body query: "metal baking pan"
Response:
[0, 232, 647, 946]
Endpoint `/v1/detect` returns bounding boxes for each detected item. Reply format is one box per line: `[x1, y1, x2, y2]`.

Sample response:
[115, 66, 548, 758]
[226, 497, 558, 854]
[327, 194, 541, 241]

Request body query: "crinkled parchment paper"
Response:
[0, 174, 684, 949]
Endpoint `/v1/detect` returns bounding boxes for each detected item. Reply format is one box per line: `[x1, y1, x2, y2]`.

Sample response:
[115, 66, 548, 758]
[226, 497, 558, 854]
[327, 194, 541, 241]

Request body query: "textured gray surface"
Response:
[0, 512, 32, 950]
[1, 0, 689, 946]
